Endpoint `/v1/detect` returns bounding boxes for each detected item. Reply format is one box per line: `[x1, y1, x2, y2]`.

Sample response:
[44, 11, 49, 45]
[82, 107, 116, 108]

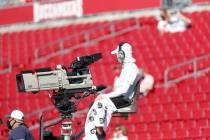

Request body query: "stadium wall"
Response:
[0, 4, 33, 25]
[83, 0, 160, 14]
[0, 0, 209, 26]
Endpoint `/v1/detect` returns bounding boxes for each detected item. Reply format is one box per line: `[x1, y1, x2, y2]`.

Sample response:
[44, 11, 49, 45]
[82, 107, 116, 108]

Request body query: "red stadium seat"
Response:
[0, 10, 210, 140]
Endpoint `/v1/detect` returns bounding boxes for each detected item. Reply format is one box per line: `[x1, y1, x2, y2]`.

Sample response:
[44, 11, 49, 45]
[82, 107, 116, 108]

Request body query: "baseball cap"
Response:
[111, 42, 132, 55]
[7, 110, 24, 121]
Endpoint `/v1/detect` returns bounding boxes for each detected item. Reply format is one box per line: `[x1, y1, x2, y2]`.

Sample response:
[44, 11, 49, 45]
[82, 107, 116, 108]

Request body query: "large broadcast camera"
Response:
[16, 53, 105, 114]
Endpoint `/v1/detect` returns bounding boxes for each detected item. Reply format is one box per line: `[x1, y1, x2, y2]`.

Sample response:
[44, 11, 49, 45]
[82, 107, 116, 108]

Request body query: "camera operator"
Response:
[83, 42, 141, 140]
[7, 109, 34, 140]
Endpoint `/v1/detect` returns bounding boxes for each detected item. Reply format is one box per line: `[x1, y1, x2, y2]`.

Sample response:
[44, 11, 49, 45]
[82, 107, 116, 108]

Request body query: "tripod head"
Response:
[50, 84, 106, 116]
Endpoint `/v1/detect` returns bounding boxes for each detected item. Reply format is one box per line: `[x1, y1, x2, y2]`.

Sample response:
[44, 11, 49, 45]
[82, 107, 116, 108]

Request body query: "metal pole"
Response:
[39, 114, 43, 140]
[164, 68, 169, 88]
[193, 58, 197, 77]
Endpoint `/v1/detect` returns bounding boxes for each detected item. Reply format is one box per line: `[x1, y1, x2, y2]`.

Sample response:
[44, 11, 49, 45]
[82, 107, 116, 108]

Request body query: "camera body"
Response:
[16, 67, 93, 94]
[16, 53, 102, 94]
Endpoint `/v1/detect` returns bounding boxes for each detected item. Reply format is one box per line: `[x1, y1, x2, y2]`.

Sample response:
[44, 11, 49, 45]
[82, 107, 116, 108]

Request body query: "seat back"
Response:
[115, 78, 141, 113]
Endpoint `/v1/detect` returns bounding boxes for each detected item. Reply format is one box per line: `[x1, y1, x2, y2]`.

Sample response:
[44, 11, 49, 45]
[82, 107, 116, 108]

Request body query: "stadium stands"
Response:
[0, 9, 209, 140]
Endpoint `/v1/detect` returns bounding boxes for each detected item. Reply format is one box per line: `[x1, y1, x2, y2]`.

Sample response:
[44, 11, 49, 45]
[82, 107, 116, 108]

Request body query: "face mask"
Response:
[7, 120, 12, 130]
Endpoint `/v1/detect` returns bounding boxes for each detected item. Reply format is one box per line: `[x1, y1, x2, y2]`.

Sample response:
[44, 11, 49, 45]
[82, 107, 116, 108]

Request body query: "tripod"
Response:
[39, 85, 105, 140]
[40, 113, 83, 140]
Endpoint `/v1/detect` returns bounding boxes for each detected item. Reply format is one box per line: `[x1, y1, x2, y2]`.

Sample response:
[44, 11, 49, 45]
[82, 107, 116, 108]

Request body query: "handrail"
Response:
[35, 21, 112, 53]
[164, 53, 210, 87]
[28, 108, 89, 131]
[34, 18, 140, 64]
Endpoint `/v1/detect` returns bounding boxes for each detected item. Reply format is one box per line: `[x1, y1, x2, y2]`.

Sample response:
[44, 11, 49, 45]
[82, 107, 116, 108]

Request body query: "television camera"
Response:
[16, 53, 106, 114]
[16, 53, 107, 140]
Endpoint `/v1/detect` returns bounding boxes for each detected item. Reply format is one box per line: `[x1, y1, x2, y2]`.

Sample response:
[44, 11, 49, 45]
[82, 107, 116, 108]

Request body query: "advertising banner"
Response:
[33, 0, 83, 22]
[0, 0, 207, 26]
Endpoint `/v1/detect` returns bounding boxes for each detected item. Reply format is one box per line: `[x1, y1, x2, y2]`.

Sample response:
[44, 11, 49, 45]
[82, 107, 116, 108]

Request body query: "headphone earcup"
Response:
[118, 50, 125, 61]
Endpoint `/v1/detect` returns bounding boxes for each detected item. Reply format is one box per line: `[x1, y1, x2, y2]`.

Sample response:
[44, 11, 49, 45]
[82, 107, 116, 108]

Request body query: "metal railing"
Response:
[28, 107, 88, 131]
[164, 53, 210, 87]
[34, 18, 140, 64]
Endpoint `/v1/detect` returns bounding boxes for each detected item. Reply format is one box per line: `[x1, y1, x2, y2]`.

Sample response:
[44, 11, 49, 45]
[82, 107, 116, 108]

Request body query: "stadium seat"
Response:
[0, 10, 210, 140]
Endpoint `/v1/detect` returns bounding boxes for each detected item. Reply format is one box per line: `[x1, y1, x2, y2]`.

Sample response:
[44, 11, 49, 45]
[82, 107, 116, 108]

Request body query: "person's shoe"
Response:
[96, 128, 106, 140]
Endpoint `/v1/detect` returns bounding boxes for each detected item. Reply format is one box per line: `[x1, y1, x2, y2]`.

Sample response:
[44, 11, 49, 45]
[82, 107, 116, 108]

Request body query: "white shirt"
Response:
[104, 61, 140, 99]
[157, 15, 188, 33]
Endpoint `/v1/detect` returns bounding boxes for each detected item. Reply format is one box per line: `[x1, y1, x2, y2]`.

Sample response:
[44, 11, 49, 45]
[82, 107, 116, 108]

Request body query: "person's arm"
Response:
[95, 82, 130, 100]
[101, 67, 138, 99]
[157, 21, 168, 34]
[177, 11, 191, 24]
[103, 84, 130, 98]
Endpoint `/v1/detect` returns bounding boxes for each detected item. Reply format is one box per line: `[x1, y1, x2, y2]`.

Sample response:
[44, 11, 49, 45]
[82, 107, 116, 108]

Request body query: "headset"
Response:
[118, 42, 126, 62]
